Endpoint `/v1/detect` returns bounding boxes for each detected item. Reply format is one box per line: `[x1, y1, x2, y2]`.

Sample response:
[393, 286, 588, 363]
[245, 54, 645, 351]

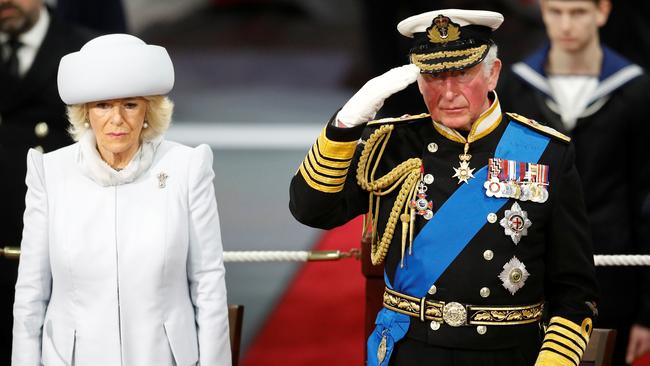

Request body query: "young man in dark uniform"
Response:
[290, 9, 599, 366]
[497, 1, 650, 364]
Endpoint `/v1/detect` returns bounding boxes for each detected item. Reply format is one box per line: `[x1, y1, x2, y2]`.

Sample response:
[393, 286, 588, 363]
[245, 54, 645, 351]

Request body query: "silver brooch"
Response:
[499, 202, 532, 244]
[498, 256, 530, 295]
[157, 172, 168, 188]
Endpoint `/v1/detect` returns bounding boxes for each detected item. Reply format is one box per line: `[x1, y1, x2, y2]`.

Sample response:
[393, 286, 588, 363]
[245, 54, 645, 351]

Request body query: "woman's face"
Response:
[87, 97, 148, 160]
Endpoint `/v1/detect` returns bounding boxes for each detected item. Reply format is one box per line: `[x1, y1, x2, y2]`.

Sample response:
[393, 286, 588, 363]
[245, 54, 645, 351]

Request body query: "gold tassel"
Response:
[400, 213, 409, 268]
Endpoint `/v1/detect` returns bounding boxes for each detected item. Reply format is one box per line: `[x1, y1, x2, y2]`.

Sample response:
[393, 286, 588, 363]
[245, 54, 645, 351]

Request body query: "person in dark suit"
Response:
[290, 9, 599, 366]
[497, 1, 650, 364]
[0, 0, 92, 361]
[55, 0, 127, 34]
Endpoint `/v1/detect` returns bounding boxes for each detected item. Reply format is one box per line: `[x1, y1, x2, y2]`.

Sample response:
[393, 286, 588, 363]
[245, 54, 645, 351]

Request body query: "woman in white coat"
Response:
[12, 34, 231, 366]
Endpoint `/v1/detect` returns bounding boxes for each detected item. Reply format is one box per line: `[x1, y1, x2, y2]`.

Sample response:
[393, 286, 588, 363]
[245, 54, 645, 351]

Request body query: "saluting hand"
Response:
[336, 64, 420, 127]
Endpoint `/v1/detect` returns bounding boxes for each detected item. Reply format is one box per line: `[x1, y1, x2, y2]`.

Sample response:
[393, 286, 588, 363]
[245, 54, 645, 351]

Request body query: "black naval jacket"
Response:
[498, 45, 650, 336]
[0, 11, 92, 363]
[290, 96, 599, 365]
[0, 12, 92, 251]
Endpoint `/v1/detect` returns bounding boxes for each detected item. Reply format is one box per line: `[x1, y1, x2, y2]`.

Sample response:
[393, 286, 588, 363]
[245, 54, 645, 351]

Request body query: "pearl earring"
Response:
[143, 121, 149, 129]
[84, 122, 90, 128]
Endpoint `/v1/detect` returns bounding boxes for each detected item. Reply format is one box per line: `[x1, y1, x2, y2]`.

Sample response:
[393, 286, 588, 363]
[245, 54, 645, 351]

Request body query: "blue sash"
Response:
[367, 121, 551, 366]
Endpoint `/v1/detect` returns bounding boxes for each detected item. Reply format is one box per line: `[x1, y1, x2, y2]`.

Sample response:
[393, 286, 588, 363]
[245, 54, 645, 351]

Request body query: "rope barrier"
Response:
[224, 251, 309, 262]
[225, 249, 362, 262]
[1, 246, 649, 265]
[593, 255, 650, 267]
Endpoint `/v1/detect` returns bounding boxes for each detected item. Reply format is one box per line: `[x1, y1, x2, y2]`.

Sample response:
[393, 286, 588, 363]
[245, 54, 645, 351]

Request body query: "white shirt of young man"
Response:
[0, 5, 49, 77]
[548, 75, 598, 131]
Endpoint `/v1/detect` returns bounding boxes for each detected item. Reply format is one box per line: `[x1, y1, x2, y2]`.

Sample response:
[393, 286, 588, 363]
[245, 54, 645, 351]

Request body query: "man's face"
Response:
[540, 0, 610, 53]
[417, 59, 501, 131]
[0, 0, 42, 35]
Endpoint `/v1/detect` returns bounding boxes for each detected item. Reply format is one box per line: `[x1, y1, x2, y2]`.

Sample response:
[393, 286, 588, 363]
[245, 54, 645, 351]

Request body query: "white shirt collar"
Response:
[18, 6, 50, 50]
[0, 6, 49, 76]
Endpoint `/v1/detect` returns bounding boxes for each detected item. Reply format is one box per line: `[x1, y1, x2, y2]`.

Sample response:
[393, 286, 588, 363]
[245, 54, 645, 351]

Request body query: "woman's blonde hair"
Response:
[66, 95, 174, 142]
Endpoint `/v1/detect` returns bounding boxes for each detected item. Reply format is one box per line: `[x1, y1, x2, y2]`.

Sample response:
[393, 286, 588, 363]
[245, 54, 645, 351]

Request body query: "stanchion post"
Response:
[0, 247, 21, 260]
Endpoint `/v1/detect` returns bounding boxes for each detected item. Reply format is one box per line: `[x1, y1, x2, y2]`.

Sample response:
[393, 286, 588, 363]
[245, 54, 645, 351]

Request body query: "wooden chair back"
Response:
[228, 304, 244, 366]
[580, 328, 617, 366]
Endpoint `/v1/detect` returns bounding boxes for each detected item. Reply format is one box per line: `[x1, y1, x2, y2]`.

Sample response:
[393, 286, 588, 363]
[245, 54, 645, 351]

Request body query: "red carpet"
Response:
[241, 216, 365, 366]
[635, 352, 650, 366]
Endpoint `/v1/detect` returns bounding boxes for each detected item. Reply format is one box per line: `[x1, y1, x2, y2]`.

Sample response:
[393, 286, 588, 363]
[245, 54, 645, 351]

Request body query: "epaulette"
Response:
[367, 113, 431, 126]
[507, 112, 571, 143]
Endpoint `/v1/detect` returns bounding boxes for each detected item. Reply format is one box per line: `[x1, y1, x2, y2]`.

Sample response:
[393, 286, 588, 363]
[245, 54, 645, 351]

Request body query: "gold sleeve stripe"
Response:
[544, 330, 585, 354]
[297, 128, 358, 192]
[541, 338, 581, 364]
[547, 316, 591, 347]
[536, 347, 579, 366]
[311, 143, 354, 169]
[534, 317, 592, 366]
[301, 159, 347, 186]
[307, 149, 349, 177]
[316, 128, 358, 161]
[298, 164, 344, 193]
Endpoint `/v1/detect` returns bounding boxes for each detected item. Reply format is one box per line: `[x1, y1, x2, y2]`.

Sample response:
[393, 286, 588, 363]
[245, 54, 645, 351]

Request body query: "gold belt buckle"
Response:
[442, 302, 467, 327]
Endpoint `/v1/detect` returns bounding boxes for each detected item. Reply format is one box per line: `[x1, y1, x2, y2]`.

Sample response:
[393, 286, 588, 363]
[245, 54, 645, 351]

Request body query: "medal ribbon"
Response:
[367, 121, 551, 366]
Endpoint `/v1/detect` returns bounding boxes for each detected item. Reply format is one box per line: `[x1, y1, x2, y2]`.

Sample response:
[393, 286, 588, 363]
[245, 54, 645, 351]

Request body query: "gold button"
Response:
[487, 213, 497, 224]
[510, 268, 523, 283]
[430, 321, 441, 331]
[480, 287, 490, 298]
[423, 174, 434, 184]
[477, 325, 487, 335]
[427, 142, 438, 153]
[34, 122, 49, 138]
[427, 284, 437, 295]
[483, 250, 494, 261]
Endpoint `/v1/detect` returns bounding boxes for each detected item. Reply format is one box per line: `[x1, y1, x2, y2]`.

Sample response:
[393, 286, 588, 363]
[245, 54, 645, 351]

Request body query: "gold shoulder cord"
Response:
[356, 124, 422, 266]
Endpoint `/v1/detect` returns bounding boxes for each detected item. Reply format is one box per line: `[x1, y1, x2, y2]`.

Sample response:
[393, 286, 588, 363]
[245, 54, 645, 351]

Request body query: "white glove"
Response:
[336, 64, 420, 127]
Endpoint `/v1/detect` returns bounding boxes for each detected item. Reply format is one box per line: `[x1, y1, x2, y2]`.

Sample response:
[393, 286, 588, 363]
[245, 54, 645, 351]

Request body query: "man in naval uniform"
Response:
[0, 0, 92, 362]
[290, 9, 599, 366]
[497, 1, 650, 364]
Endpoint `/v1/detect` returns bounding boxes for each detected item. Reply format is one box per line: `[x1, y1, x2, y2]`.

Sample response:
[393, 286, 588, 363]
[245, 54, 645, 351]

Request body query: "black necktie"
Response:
[3, 38, 22, 78]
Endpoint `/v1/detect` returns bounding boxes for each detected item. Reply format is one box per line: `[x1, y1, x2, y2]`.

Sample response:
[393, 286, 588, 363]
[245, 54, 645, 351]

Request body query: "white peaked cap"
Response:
[57, 34, 175, 105]
[397, 9, 504, 38]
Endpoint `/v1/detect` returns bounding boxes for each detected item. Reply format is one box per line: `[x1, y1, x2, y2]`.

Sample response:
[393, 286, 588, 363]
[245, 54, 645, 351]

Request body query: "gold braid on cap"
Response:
[356, 124, 422, 265]
[411, 45, 488, 72]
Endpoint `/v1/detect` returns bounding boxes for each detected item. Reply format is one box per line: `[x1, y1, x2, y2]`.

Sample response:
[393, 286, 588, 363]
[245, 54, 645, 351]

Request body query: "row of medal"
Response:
[484, 158, 549, 203]
[409, 157, 550, 222]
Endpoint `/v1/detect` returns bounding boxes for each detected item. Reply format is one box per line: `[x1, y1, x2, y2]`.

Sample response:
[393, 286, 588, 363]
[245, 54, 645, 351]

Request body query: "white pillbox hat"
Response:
[57, 33, 174, 105]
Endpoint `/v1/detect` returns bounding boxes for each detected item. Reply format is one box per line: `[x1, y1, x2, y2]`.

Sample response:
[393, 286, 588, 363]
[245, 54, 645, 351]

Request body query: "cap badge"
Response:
[428, 15, 461, 44]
